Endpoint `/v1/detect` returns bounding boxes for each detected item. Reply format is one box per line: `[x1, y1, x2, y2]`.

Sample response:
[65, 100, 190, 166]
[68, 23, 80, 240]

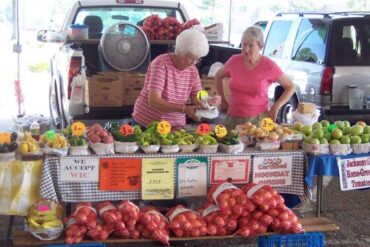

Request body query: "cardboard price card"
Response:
[60, 157, 100, 182]
[157, 120, 171, 135]
[260, 117, 274, 132]
[0, 132, 11, 144]
[142, 158, 175, 200]
[177, 157, 208, 197]
[71, 121, 86, 137]
[120, 124, 134, 136]
[210, 156, 250, 184]
[252, 156, 293, 186]
[214, 124, 227, 138]
[197, 123, 211, 135]
[99, 158, 141, 191]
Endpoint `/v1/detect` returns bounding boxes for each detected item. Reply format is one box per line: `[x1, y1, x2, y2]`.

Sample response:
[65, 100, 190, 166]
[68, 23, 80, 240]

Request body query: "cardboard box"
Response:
[204, 23, 223, 41]
[88, 75, 123, 107]
[121, 73, 145, 106]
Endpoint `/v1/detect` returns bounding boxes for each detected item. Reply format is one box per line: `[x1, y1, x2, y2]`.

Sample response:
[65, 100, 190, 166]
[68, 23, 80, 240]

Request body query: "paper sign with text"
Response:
[60, 157, 99, 182]
[253, 156, 293, 186]
[177, 157, 208, 197]
[142, 158, 175, 200]
[210, 156, 250, 184]
[99, 158, 141, 191]
[337, 156, 370, 191]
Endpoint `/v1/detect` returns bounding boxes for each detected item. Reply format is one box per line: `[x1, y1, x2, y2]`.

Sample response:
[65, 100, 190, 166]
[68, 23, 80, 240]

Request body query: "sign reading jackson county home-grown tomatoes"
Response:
[60, 157, 99, 182]
[210, 156, 251, 184]
[157, 120, 171, 135]
[253, 156, 293, 186]
[71, 121, 86, 137]
[99, 158, 141, 190]
[142, 158, 175, 200]
[177, 157, 208, 197]
[259, 117, 274, 132]
[337, 156, 370, 191]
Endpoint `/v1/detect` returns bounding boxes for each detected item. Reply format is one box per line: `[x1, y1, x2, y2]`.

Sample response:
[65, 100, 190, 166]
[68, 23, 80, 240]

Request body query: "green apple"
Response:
[343, 120, 351, 128]
[301, 125, 313, 136]
[312, 122, 323, 130]
[331, 128, 343, 139]
[324, 132, 332, 141]
[360, 134, 370, 143]
[320, 120, 330, 128]
[340, 135, 351, 144]
[363, 125, 370, 134]
[334, 121, 345, 130]
[320, 138, 329, 144]
[351, 135, 362, 144]
[330, 139, 341, 144]
[312, 129, 324, 139]
[350, 125, 364, 136]
[293, 122, 304, 131]
[309, 138, 320, 145]
[342, 126, 351, 135]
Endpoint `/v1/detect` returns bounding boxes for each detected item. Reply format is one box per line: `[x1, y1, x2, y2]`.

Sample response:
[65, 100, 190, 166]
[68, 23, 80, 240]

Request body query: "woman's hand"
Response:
[207, 95, 221, 107]
[267, 104, 280, 122]
[184, 105, 201, 122]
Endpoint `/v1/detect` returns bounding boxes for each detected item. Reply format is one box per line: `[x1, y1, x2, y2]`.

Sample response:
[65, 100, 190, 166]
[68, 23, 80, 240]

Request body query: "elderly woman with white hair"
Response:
[133, 29, 221, 129]
[215, 25, 296, 129]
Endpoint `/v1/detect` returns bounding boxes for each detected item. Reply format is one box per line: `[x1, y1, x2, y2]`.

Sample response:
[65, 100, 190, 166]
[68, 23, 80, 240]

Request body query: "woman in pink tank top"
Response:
[215, 26, 296, 129]
[133, 30, 221, 129]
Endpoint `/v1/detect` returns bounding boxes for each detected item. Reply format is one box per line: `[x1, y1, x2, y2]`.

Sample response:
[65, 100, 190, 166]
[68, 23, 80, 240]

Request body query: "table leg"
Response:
[316, 175, 323, 217]
[7, 215, 14, 242]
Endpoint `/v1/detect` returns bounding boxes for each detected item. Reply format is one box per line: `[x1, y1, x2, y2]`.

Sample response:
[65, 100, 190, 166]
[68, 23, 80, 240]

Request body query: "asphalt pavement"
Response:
[1, 176, 369, 247]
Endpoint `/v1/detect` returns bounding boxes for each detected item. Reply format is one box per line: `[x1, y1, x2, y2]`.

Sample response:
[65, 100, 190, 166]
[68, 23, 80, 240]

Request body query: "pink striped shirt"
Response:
[132, 53, 202, 128]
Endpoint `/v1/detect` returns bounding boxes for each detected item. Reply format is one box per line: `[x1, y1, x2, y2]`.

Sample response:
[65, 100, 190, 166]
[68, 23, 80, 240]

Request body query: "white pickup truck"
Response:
[37, 0, 241, 128]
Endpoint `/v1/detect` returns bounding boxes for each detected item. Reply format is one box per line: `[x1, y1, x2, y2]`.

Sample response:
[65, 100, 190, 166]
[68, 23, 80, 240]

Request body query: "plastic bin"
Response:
[47, 243, 105, 247]
[67, 24, 88, 40]
[258, 232, 324, 247]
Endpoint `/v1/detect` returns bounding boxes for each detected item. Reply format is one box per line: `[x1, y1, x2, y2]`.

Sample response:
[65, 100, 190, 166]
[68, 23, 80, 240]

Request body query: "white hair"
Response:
[175, 29, 209, 58]
[242, 26, 264, 48]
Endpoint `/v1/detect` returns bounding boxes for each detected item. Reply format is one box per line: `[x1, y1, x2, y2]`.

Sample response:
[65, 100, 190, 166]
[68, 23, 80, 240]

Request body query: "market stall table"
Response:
[40, 150, 308, 203]
[305, 153, 370, 217]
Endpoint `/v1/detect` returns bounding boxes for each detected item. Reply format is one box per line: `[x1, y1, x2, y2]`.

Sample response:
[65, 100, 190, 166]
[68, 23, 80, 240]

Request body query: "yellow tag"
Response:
[71, 121, 86, 137]
[260, 117, 274, 132]
[214, 124, 227, 138]
[142, 158, 175, 200]
[197, 90, 209, 101]
[157, 120, 171, 135]
[0, 132, 11, 144]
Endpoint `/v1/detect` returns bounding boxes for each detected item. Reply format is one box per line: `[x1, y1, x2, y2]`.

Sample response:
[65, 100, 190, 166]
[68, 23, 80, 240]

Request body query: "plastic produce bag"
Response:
[69, 70, 87, 116]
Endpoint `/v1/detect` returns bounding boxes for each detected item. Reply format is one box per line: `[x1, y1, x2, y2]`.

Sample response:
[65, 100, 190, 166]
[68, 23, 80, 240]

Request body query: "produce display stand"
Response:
[39, 150, 308, 203]
[305, 153, 370, 217]
[12, 217, 339, 246]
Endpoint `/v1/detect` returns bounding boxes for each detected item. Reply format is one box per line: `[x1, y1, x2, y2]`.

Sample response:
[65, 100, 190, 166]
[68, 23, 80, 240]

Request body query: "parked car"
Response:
[262, 12, 370, 123]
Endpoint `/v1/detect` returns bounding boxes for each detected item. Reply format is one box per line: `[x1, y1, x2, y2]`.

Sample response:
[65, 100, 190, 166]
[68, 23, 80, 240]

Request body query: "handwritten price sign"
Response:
[214, 124, 227, 138]
[120, 124, 134, 136]
[71, 121, 86, 137]
[157, 120, 171, 135]
[197, 90, 209, 101]
[0, 132, 11, 144]
[197, 123, 211, 135]
[260, 117, 274, 132]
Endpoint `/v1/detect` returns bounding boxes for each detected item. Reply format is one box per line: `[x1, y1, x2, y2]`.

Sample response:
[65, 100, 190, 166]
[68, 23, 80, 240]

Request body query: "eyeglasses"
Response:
[184, 53, 201, 64]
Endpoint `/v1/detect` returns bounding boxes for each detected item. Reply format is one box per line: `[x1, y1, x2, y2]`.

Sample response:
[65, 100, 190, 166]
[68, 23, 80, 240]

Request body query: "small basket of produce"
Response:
[138, 122, 161, 153]
[27, 198, 64, 241]
[197, 133, 219, 153]
[40, 132, 69, 156]
[218, 130, 244, 154]
[113, 124, 142, 154]
[159, 132, 180, 153]
[87, 124, 114, 155]
[0, 132, 18, 161]
[174, 129, 198, 153]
